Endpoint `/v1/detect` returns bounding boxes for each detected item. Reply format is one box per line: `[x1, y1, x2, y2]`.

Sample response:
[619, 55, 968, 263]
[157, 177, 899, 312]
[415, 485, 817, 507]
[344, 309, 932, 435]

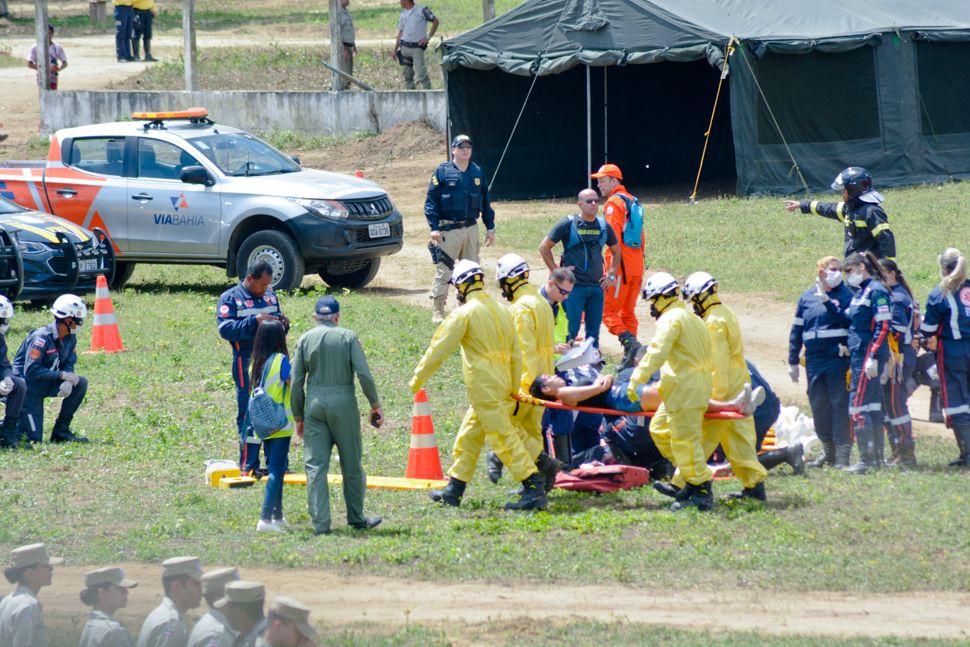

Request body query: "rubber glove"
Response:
[788, 364, 799, 384]
[0, 377, 12, 396]
[626, 381, 639, 403]
[838, 344, 850, 357]
[57, 381, 73, 398]
[60, 371, 81, 386]
[409, 376, 421, 395]
[865, 357, 878, 379]
[815, 278, 829, 304]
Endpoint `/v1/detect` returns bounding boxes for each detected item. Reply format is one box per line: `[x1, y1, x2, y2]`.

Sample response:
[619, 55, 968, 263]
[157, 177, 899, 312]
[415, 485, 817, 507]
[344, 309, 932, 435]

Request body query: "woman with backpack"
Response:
[250, 319, 294, 532]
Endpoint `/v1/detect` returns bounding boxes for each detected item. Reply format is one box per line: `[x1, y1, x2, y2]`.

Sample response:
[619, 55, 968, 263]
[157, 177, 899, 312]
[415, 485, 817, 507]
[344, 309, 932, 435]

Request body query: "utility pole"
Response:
[329, 0, 341, 90]
[482, 0, 495, 22]
[183, 0, 197, 91]
[35, 0, 50, 95]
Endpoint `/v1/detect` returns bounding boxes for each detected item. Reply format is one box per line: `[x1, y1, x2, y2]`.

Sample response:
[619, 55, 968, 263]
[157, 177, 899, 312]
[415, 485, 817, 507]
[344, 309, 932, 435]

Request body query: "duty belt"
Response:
[439, 220, 476, 231]
[400, 40, 425, 48]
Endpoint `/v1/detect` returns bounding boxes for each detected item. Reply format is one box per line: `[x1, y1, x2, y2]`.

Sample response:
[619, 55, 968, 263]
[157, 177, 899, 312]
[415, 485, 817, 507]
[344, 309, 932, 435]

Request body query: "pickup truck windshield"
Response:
[188, 133, 300, 177]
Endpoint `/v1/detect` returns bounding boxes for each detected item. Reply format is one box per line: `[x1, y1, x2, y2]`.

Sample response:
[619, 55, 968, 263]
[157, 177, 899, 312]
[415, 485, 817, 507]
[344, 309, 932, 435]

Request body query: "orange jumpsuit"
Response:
[602, 184, 645, 337]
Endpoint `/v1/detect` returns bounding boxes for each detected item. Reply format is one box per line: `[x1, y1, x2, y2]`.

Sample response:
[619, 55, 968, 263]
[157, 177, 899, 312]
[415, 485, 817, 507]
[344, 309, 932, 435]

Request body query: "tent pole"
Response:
[603, 67, 608, 163]
[586, 64, 591, 188]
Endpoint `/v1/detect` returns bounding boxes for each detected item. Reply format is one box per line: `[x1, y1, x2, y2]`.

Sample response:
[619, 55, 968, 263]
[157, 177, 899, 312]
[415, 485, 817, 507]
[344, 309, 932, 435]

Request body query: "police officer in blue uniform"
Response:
[920, 248, 970, 467]
[0, 296, 29, 450]
[424, 134, 496, 323]
[786, 167, 897, 260]
[217, 261, 289, 474]
[878, 259, 919, 466]
[788, 256, 855, 468]
[13, 294, 89, 443]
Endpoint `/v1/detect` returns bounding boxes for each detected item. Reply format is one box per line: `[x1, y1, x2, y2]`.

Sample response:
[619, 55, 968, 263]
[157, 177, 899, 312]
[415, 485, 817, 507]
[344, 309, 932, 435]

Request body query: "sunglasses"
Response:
[456, 143, 472, 150]
[554, 283, 572, 296]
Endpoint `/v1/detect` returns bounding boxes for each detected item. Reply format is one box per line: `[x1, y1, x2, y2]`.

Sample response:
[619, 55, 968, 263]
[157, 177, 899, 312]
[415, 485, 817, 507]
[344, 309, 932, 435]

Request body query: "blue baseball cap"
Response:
[451, 134, 472, 148]
[314, 295, 340, 315]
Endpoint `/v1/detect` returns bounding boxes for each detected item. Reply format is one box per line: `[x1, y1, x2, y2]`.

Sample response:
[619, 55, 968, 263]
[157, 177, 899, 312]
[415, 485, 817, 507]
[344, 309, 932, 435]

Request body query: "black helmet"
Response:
[831, 167, 873, 198]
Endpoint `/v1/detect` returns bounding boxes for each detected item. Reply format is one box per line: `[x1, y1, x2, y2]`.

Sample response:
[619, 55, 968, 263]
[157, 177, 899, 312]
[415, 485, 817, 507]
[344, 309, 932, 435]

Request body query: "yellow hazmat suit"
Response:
[673, 300, 767, 489]
[509, 282, 556, 459]
[411, 290, 538, 483]
[628, 299, 714, 486]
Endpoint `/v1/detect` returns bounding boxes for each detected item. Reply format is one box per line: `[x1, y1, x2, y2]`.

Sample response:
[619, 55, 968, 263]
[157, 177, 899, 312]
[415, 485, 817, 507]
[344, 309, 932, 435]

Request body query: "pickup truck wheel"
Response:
[110, 262, 136, 290]
[237, 230, 305, 291]
[319, 258, 381, 289]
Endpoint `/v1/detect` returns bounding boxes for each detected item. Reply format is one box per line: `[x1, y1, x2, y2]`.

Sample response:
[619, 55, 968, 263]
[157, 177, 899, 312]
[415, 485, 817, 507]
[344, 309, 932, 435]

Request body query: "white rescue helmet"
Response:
[0, 295, 13, 322]
[495, 253, 529, 281]
[450, 259, 485, 286]
[642, 272, 680, 300]
[682, 271, 717, 300]
[51, 294, 87, 323]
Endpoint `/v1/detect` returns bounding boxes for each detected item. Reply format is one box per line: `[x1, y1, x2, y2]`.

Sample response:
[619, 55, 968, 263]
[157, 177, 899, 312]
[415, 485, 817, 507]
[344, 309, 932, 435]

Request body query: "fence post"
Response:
[482, 0, 495, 22]
[183, 0, 197, 91]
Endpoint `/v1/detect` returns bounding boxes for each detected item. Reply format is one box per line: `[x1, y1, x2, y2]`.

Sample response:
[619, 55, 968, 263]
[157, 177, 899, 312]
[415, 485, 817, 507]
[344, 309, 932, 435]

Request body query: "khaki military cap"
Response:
[162, 556, 203, 580]
[213, 580, 265, 609]
[84, 567, 137, 589]
[202, 567, 240, 596]
[269, 596, 319, 642]
[9, 544, 64, 569]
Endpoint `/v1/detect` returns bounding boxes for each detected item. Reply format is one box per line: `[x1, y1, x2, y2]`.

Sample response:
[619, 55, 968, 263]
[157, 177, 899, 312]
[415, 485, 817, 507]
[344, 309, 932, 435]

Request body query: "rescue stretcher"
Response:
[512, 393, 747, 419]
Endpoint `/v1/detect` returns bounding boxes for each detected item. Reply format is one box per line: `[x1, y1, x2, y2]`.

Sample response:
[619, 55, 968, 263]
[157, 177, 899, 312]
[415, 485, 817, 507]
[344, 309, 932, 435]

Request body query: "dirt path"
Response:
[37, 564, 970, 642]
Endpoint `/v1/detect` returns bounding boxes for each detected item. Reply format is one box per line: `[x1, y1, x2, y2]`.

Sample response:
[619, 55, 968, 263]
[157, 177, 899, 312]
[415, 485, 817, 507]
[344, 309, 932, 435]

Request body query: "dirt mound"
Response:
[303, 119, 443, 173]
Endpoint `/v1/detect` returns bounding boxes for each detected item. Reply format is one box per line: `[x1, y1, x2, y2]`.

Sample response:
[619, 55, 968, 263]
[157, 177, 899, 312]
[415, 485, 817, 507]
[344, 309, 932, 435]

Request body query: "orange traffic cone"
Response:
[406, 389, 444, 480]
[89, 275, 127, 352]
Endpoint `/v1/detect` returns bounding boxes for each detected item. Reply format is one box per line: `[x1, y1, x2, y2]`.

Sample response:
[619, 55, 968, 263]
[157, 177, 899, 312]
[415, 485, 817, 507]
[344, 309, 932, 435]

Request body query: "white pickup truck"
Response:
[0, 108, 403, 290]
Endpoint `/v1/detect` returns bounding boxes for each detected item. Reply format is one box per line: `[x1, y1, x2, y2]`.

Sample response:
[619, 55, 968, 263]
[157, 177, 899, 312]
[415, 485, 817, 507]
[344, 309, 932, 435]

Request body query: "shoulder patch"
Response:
[605, 204, 614, 215]
[32, 337, 46, 348]
[219, 304, 230, 316]
[474, 177, 481, 186]
[431, 174, 439, 186]
[29, 347, 41, 360]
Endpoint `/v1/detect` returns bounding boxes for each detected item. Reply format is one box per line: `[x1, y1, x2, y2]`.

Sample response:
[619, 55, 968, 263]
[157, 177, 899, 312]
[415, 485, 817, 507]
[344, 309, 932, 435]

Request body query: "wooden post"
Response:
[482, 0, 495, 22]
[329, 0, 341, 90]
[183, 0, 197, 91]
[35, 0, 50, 94]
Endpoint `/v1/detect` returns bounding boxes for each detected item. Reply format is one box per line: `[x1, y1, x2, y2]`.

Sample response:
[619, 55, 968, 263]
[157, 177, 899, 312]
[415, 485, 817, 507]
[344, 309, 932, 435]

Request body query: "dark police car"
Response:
[0, 196, 114, 303]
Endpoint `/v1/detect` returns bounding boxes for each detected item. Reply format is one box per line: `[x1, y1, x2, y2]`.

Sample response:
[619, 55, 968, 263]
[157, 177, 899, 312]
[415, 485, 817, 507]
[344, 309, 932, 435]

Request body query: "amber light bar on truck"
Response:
[131, 107, 208, 120]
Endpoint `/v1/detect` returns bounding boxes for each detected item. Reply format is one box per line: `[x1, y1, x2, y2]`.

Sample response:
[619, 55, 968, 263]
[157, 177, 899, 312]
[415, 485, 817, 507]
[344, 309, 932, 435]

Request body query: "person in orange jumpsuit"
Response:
[591, 163, 645, 368]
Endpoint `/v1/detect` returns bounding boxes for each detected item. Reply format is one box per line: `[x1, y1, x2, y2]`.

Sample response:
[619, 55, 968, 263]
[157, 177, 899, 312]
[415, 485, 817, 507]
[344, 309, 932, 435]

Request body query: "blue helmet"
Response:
[831, 167, 882, 203]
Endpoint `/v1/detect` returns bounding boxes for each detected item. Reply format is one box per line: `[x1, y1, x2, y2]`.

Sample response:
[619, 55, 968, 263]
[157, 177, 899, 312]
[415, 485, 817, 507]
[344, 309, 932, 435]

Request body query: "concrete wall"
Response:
[39, 90, 446, 137]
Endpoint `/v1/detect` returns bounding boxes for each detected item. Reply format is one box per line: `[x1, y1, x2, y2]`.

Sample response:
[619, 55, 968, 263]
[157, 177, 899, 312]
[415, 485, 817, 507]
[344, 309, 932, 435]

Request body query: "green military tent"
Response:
[441, 0, 970, 199]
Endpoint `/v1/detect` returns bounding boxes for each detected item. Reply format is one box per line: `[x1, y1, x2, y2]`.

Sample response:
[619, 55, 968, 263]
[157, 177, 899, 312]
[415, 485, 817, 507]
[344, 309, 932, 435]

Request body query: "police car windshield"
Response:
[188, 133, 300, 176]
[0, 197, 27, 214]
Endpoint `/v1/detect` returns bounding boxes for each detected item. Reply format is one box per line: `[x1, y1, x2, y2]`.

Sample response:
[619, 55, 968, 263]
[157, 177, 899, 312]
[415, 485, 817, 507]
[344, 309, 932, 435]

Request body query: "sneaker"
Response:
[730, 383, 753, 415]
[272, 517, 290, 529]
[350, 515, 382, 530]
[256, 519, 284, 533]
[749, 386, 766, 412]
[50, 430, 89, 443]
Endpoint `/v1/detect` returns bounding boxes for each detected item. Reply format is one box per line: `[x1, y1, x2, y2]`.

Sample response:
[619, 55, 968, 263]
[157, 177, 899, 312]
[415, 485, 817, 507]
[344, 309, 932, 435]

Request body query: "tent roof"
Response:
[442, 0, 970, 75]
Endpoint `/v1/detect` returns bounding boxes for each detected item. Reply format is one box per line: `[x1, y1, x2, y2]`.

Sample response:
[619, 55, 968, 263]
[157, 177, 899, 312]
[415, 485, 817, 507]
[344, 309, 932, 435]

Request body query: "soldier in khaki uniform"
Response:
[214, 581, 266, 647]
[187, 567, 240, 647]
[0, 543, 62, 647]
[258, 597, 318, 647]
[291, 296, 384, 535]
[79, 567, 138, 647]
[136, 557, 203, 647]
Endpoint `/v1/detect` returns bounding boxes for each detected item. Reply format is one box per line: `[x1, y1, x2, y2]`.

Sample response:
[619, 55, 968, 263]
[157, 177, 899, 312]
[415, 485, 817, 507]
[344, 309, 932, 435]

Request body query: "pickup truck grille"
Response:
[342, 196, 394, 221]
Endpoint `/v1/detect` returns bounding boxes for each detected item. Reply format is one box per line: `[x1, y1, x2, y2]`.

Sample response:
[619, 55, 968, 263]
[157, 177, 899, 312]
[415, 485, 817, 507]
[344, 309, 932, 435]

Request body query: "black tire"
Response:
[236, 230, 305, 291]
[110, 261, 136, 290]
[318, 258, 381, 289]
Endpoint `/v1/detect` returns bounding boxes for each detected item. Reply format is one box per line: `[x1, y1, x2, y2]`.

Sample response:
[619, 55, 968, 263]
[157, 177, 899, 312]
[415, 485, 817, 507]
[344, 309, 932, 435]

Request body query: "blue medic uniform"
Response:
[747, 360, 780, 449]
[797, 199, 896, 260]
[424, 160, 495, 233]
[216, 283, 286, 472]
[883, 284, 918, 460]
[12, 324, 87, 443]
[920, 279, 970, 465]
[0, 331, 27, 448]
[788, 282, 854, 448]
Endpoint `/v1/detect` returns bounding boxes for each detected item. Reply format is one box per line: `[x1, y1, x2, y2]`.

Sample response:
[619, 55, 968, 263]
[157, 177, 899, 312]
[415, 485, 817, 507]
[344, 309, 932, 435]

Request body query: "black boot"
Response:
[670, 480, 713, 512]
[652, 481, 681, 498]
[131, 39, 140, 61]
[949, 426, 970, 468]
[834, 443, 853, 469]
[617, 331, 642, 370]
[552, 435, 572, 468]
[536, 452, 563, 493]
[505, 473, 548, 511]
[896, 440, 917, 467]
[808, 441, 835, 468]
[143, 39, 157, 62]
[486, 451, 503, 484]
[727, 481, 767, 502]
[758, 449, 788, 471]
[50, 425, 89, 443]
[0, 418, 30, 450]
[929, 389, 945, 423]
[428, 477, 465, 506]
[846, 426, 877, 475]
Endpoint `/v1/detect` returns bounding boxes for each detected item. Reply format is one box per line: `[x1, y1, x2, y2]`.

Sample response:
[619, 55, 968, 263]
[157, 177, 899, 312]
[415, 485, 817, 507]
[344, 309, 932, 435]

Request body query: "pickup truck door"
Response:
[126, 137, 221, 257]
[44, 136, 130, 252]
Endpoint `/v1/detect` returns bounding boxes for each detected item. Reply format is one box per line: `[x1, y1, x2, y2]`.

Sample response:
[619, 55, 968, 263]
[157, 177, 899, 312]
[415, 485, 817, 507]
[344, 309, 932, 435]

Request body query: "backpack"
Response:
[564, 214, 608, 252]
[615, 193, 644, 249]
[246, 360, 289, 440]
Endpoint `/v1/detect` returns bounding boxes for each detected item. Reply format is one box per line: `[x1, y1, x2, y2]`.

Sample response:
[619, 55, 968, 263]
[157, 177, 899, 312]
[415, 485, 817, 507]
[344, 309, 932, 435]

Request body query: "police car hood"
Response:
[0, 210, 92, 245]
[222, 168, 387, 200]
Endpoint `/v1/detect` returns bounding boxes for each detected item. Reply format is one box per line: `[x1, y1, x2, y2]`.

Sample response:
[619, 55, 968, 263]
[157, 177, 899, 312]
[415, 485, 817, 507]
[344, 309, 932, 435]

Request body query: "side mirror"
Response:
[180, 165, 213, 186]
[291, 155, 301, 165]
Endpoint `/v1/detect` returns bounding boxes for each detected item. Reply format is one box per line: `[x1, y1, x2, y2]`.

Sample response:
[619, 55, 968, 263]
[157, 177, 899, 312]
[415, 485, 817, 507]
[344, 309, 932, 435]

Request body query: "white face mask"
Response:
[824, 270, 843, 288]
[846, 271, 865, 288]
[0, 324, 7, 335]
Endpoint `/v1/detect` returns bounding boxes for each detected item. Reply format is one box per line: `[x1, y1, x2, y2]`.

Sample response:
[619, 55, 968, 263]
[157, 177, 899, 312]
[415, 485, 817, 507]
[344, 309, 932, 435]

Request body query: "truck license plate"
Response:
[368, 223, 390, 238]
[79, 259, 97, 273]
